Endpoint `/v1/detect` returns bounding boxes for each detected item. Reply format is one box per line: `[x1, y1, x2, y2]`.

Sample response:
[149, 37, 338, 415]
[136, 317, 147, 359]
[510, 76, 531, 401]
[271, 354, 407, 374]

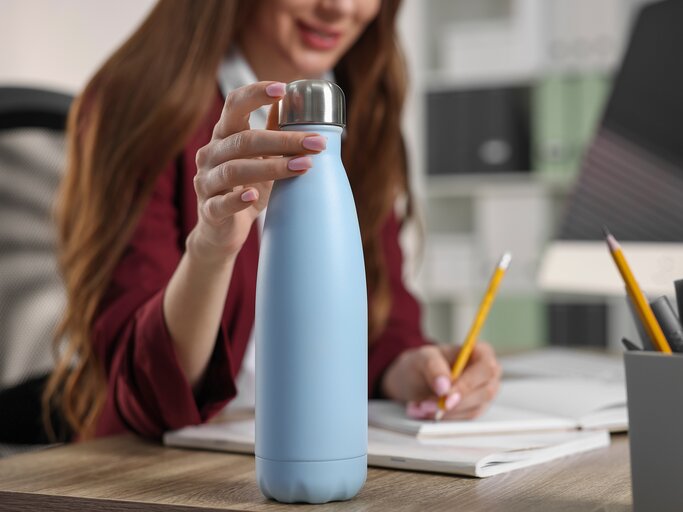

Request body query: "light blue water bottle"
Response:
[255, 80, 368, 503]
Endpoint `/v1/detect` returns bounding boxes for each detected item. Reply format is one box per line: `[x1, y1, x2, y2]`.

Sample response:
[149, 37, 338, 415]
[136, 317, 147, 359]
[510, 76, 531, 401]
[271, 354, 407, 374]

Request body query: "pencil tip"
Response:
[603, 225, 619, 251]
[434, 409, 444, 422]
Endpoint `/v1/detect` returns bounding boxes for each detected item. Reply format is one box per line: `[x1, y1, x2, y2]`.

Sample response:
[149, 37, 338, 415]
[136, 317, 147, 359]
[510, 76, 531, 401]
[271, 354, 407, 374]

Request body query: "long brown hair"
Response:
[45, 0, 411, 439]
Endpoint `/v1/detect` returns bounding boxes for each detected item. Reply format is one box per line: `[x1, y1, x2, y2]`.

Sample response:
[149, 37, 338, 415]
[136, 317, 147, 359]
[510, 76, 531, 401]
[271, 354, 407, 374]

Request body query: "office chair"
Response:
[0, 86, 73, 454]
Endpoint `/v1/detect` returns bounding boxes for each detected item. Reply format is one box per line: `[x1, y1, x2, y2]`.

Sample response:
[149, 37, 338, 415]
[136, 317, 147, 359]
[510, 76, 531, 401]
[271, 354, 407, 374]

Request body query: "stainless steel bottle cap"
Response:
[278, 79, 345, 128]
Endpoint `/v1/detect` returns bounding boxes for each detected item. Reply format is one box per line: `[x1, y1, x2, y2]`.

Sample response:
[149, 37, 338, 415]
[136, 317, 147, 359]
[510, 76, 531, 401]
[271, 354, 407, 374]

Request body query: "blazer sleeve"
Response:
[368, 211, 431, 398]
[91, 159, 235, 439]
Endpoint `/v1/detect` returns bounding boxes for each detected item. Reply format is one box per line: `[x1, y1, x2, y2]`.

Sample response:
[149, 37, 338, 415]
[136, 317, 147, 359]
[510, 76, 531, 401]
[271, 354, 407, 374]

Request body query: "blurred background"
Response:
[0, 0, 673, 374]
[400, 0, 669, 354]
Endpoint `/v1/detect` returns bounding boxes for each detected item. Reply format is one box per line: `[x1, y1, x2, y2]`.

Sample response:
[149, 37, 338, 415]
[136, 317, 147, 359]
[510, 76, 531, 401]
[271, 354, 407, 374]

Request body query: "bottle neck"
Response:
[282, 124, 343, 157]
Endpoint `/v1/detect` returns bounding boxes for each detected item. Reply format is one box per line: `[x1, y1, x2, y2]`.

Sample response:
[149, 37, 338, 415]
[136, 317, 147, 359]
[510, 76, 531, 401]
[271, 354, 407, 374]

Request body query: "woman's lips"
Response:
[297, 20, 342, 51]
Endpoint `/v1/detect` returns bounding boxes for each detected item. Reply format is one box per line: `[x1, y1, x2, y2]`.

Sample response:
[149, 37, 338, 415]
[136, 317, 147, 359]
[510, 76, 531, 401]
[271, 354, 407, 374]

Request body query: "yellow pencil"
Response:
[603, 227, 672, 354]
[435, 252, 512, 421]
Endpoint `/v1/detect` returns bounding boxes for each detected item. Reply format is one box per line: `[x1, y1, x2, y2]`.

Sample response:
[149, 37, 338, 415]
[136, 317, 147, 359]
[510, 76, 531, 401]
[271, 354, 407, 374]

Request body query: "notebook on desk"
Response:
[369, 378, 627, 437]
[499, 348, 625, 383]
[163, 416, 609, 478]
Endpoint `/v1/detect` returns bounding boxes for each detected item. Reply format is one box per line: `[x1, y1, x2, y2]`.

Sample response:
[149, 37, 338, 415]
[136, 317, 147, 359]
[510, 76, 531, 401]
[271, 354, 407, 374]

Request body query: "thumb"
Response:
[266, 103, 280, 131]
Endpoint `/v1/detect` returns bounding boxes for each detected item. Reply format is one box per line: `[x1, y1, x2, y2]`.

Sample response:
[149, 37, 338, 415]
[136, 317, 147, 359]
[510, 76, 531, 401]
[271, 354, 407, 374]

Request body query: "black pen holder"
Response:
[624, 351, 683, 511]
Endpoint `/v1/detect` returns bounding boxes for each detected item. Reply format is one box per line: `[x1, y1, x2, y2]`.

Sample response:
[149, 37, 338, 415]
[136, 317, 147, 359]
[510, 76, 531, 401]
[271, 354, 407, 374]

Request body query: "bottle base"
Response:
[256, 454, 367, 504]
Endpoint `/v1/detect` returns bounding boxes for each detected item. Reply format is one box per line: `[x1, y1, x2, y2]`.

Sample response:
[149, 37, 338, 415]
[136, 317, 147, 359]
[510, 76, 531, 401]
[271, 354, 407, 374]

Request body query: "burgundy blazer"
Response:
[92, 88, 429, 439]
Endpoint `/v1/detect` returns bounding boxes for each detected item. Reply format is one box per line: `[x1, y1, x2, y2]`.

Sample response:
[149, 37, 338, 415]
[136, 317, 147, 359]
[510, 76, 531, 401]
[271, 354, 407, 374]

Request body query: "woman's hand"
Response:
[189, 81, 327, 263]
[380, 342, 502, 420]
[165, 81, 327, 386]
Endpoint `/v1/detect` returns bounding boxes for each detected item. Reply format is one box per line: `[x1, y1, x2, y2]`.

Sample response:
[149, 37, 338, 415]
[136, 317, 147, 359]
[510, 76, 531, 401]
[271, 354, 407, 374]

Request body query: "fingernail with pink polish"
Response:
[302, 135, 327, 151]
[406, 402, 424, 419]
[419, 400, 438, 414]
[445, 392, 461, 411]
[434, 376, 451, 396]
[288, 156, 313, 172]
[265, 82, 286, 97]
[241, 189, 257, 202]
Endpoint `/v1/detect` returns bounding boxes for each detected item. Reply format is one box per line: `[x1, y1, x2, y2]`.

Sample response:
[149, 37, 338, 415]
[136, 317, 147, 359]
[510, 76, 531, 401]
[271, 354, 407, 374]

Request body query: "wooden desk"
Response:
[0, 434, 631, 511]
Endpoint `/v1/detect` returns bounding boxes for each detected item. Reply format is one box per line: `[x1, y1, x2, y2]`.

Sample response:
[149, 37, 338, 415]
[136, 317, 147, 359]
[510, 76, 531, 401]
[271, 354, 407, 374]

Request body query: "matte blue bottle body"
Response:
[255, 125, 368, 503]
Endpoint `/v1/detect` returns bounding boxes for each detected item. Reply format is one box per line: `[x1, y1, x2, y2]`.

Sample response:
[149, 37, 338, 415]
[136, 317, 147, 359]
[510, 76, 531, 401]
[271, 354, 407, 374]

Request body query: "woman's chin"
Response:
[289, 53, 340, 78]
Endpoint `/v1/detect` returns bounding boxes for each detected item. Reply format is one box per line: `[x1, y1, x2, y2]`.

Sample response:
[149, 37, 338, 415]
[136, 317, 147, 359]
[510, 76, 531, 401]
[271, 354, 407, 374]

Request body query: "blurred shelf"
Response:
[420, 69, 534, 93]
[421, 172, 575, 198]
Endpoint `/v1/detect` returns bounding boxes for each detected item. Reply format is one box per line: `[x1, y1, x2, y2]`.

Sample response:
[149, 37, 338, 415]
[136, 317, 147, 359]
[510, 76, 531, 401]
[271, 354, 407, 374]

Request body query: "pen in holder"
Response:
[624, 351, 683, 511]
[650, 296, 683, 352]
[625, 292, 654, 351]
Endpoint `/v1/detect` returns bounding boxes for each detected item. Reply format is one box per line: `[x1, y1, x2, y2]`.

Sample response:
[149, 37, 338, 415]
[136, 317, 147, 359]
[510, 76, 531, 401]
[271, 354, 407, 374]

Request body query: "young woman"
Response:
[46, 0, 501, 440]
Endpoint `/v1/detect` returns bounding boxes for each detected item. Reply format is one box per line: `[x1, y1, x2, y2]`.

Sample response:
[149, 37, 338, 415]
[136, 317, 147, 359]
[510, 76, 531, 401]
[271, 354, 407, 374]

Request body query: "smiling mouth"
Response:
[297, 20, 342, 50]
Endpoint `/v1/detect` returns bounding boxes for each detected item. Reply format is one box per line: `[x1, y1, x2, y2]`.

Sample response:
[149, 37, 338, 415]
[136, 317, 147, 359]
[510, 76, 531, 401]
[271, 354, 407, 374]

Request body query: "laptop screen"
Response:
[558, 0, 683, 242]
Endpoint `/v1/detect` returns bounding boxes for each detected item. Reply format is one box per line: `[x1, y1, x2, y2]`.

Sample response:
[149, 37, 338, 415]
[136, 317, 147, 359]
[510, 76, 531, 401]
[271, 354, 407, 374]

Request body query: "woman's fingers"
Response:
[201, 187, 260, 226]
[195, 156, 313, 198]
[442, 378, 500, 420]
[266, 102, 280, 131]
[190, 83, 301, 259]
[450, 342, 501, 398]
[212, 81, 286, 139]
[416, 345, 456, 398]
[406, 392, 463, 420]
[406, 342, 501, 420]
[198, 130, 326, 169]
[404, 344, 460, 419]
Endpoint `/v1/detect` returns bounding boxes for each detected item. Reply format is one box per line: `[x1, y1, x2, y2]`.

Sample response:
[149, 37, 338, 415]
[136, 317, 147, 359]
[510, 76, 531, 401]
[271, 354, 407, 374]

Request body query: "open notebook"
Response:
[500, 348, 625, 383]
[369, 378, 627, 437]
[163, 417, 609, 478]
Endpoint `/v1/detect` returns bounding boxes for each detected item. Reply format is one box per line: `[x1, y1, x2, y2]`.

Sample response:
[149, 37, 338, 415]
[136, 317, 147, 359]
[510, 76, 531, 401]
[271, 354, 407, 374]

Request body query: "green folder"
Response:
[532, 73, 611, 180]
[483, 296, 546, 351]
[577, 73, 611, 159]
[532, 74, 570, 177]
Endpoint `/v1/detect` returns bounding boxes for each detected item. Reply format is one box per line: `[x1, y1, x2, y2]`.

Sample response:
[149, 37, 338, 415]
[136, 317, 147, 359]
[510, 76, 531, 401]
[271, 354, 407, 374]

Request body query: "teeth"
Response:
[303, 24, 334, 40]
